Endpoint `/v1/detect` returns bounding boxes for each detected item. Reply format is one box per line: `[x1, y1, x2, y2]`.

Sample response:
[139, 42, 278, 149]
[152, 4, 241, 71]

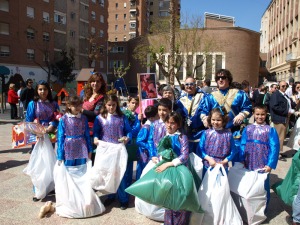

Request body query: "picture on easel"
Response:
[137, 73, 158, 100]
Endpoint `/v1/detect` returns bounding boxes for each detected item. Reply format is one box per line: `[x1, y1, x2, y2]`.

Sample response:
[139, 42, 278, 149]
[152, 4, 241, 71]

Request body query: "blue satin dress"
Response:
[240, 123, 280, 208]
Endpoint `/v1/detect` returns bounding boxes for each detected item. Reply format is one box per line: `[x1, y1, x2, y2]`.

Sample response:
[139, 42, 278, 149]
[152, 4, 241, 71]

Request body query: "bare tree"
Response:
[133, 1, 218, 86]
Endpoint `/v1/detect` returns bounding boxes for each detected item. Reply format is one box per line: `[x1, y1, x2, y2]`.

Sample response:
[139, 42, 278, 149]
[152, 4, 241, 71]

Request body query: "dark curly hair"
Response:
[215, 69, 233, 86]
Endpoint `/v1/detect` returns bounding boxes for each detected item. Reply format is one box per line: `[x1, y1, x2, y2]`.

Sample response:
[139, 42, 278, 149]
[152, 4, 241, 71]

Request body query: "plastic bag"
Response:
[89, 141, 128, 194]
[188, 153, 203, 191]
[135, 161, 165, 221]
[273, 151, 300, 206]
[228, 163, 267, 225]
[126, 159, 202, 213]
[23, 135, 56, 199]
[54, 161, 105, 218]
[198, 164, 243, 225]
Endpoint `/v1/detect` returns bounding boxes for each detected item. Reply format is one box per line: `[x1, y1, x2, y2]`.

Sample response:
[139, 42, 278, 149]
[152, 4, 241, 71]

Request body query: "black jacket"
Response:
[20, 87, 34, 110]
[269, 90, 294, 123]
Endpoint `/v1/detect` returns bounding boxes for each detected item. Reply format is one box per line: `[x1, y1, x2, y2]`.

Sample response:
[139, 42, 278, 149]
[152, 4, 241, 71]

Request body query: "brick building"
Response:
[0, 0, 108, 82]
[260, 0, 300, 82]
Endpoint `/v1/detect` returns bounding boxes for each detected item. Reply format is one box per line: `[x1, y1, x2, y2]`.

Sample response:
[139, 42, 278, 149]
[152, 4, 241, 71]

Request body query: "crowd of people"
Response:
[8, 69, 300, 224]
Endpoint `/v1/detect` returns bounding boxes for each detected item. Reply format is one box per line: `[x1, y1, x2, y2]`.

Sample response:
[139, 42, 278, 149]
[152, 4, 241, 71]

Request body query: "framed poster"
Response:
[137, 73, 158, 100]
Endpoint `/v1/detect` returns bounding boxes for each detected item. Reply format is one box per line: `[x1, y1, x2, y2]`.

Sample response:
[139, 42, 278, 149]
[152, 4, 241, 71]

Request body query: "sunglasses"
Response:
[280, 85, 288, 88]
[185, 82, 195, 87]
[28, 82, 33, 84]
[216, 76, 227, 81]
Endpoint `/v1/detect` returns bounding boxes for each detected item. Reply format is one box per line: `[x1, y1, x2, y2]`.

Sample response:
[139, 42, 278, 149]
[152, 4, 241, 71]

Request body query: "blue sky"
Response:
[181, 0, 271, 32]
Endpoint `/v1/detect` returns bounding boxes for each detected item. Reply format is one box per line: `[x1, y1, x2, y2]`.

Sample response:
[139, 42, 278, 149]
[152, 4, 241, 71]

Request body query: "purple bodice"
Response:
[244, 124, 271, 170]
[97, 114, 125, 143]
[153, 120, 166, 147]
[203, 129, 232, 167]
[35, 101, 56, 126]
[62, 115, 88, 160]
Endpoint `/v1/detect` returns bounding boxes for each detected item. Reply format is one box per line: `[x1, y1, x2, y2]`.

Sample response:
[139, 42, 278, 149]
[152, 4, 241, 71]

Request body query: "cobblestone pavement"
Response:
[0, 105, 293, 224]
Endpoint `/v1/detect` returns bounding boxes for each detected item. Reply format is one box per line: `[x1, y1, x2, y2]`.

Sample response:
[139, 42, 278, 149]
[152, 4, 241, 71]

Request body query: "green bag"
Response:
[126, 138, 138, 162]
[273, 151, 300, 206]
[125, 136, 203, 213]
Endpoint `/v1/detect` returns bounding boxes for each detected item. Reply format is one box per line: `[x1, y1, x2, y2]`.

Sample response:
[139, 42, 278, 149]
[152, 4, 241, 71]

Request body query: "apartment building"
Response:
[107, 0, 148, 42]
[0, 0, 108, 83]
[261, 0, 300, 82]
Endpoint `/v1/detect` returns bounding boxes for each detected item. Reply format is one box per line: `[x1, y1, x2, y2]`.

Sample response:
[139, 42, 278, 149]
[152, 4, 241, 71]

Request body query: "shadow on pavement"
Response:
[0, 147, 31, 154]
[0, 159, 29, 171]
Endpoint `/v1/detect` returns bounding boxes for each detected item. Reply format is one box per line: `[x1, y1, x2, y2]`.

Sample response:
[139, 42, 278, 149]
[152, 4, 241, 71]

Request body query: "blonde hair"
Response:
[9, 83, 15, 89]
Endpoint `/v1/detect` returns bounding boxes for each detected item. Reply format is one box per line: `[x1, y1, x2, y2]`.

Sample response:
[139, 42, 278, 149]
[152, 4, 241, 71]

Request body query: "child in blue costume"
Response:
[197, 107, 238, 177]
[121, 95, 142, 209]
[155, 112, 190, 225]
[25, 80, 60, 202]
[240, 104, 279, 209]
[93, 95, 132, 210]
[56, 96, 92, 166]
[148, 98, 172, 163]
[136, 105, 158, 180]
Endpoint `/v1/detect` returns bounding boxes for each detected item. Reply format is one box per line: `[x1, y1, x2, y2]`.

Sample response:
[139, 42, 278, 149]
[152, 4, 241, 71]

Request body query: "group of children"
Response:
[24, 79, 280, 224]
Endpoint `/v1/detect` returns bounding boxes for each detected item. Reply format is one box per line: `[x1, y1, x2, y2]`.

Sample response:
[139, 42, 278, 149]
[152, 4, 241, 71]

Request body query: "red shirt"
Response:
[8, 89, 19, 104]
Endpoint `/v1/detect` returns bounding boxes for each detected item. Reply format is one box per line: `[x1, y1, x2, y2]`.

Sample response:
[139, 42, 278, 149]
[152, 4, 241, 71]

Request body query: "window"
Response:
[110, 60, 124, 68]
[99, 0, 104, 7]
[111, 46, 124, 53]
[100, 60, 104, 68]
[27, 49, 35, 60]
[159, 11, 169, 17]
[43, 12, 49, 22]
[124, 3, 126, 8]
[91, 11, 96, 20]
[43, 51, 49, 62]
[130, 23, 136, 28]
[27, 6, 34, 18]
[27, 28, 35, 39]
[91, 0, 96, 3]
[71, 0, 75, 2]
[99, 47, 104, 54]
[124, 25, 126, 30]
[115, 25, 118, 31]
[130, 33, 136, 39]
[124, 14, 126, 19]
[100, 15, 104, 23]
[115, 14, 118, 20]
[54, 13, 66, 24]
[70, 12, 76, 19]
[150, 12, 153, 15]
[43, 0, 49, 2]
[115, 37, 118, 41]
[99, 30, 104, 37]
[70, 30, 75, 37]
[0, 0, 9, 12]
[0, 22, 9, 35]
[0, 45, 10, 57]
[116, 3, 118, 8]
[43, 32, 49, 41]
[91, 27, 95, 34]
[150, 2, 153, 5]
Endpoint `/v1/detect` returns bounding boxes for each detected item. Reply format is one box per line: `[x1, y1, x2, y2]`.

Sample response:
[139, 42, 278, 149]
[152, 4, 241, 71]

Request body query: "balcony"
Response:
[130, 3, 136, 11]
[286, 52, 298, 62]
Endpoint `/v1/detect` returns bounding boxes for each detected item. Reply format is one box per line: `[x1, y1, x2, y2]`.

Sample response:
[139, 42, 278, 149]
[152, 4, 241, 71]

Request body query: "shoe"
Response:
[104, 198, 115, 207]
[32, 197, 40, 202]
[279, 156, 287, 162]
[120, 202, 128, 210]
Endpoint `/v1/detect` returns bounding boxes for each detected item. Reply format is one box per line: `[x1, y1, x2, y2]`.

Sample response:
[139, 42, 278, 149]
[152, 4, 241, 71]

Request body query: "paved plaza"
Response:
[0, 105, 294, 225]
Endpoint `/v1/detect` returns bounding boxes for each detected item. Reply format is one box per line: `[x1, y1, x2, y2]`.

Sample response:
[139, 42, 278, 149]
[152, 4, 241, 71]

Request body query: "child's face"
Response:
[162, 91, 174, 101]
[105, 100, 117, 114]
[254, 108, 267, 124]
[166, 117, 179, 134]
[37, 85, 48, 101]
[69, 104, 82, 115]
[127, 99, 139, 112]
[158, 105, 170, 121]
[211, 112, 224, 129]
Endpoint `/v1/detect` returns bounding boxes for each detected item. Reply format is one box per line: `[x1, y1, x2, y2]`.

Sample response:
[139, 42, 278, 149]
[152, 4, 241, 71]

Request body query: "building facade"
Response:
[0, 0, 108, 83]
[261, 0, 300, 82]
